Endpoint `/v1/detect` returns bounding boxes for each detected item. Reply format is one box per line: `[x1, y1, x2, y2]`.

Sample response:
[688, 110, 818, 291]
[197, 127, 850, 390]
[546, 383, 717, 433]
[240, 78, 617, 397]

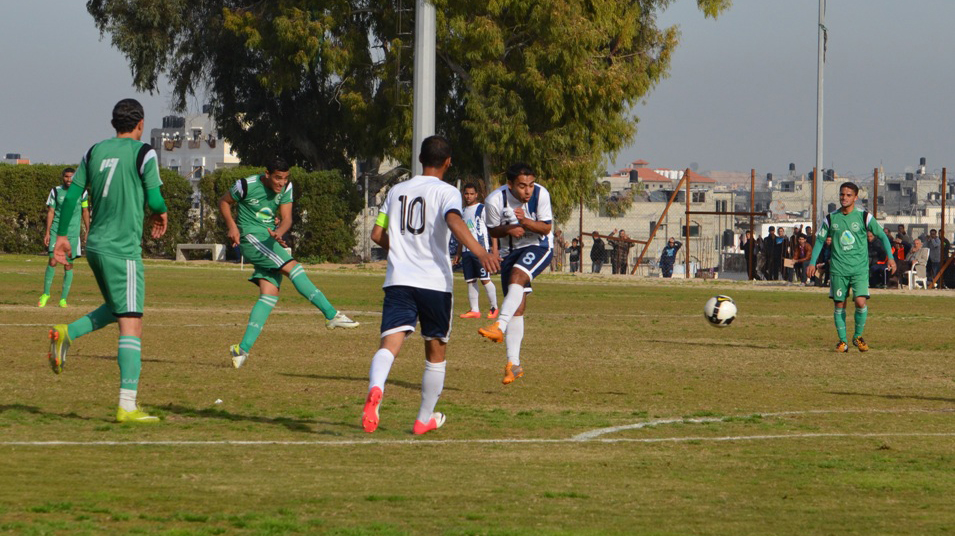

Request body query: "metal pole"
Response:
[750, 168, 755, 280]
[811, 167, 817, 234]
[685, 168, 691, 278]
[578, 191, 584, 273]
[873, 167, 879, 217]
[815, 0, 826, 233]
[942, 167, 947, 240]
[411, 0, 436, 176]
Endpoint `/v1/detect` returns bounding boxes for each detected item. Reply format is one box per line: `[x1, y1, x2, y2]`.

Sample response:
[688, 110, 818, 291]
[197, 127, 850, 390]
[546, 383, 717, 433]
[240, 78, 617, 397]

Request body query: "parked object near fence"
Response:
[176, 243, 226, 262]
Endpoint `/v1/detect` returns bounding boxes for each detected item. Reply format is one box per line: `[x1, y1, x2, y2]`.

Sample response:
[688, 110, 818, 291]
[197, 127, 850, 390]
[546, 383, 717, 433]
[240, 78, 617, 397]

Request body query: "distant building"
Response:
[149, 106, 240, 202]
[3, 153, 30, 165]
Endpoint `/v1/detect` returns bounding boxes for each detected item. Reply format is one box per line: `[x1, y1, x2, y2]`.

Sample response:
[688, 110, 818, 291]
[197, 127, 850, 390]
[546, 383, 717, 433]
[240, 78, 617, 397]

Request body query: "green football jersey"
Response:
[46, 185, 89, 237]
[230, 175, 294, 239]
[71, 137, 163, 259]
[811, 208, 892, 276]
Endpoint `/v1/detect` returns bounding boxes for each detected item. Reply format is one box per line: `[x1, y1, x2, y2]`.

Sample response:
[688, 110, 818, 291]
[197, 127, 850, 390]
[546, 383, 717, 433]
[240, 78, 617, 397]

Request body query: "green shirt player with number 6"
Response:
[48, 98, 169, 423]
[807, 182, 895, 353]
[218, 157, 359, 369]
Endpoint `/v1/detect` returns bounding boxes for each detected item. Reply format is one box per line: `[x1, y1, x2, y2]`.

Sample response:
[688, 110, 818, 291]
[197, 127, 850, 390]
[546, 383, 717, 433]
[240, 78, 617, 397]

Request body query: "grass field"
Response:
[1, 254, 954, 535]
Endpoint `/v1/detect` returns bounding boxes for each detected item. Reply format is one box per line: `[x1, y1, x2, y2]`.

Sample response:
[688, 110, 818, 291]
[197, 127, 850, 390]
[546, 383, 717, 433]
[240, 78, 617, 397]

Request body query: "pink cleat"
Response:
[412, 412, 446, 435]
[362, 387, 383, 433]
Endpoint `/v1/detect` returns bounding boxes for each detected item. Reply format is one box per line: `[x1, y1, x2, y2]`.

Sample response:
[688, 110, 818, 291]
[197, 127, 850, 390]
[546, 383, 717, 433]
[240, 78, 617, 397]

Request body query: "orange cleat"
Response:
[459, 310, 482, 319]
[502, 362, 524, 385]
[478, 322, 504, 343]
[835, 341, 849, 353]
[362, 387, 383, 433]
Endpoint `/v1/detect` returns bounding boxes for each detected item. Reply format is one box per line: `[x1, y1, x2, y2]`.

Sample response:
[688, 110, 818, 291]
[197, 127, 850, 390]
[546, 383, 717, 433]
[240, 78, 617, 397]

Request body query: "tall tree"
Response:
[88, 0, 730, 221]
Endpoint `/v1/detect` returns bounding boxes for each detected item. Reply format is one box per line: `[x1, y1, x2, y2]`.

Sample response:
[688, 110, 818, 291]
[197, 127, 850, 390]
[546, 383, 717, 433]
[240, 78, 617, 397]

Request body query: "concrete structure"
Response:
[3, 153, 29, 165]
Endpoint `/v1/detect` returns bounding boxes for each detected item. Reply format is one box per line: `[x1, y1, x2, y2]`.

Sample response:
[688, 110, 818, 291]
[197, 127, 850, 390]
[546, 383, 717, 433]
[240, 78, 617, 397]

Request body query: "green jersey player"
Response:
[48, 99, 169, 423]
[39, 167, 89, 308]
[807, 182, 896, 352]
[218, 157, 358, 369]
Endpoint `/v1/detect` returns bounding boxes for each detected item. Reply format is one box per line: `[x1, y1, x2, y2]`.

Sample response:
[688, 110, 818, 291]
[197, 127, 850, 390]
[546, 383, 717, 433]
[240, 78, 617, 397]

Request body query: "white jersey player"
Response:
[454, 183, 500, 319]
[478, 163, 553, 384]
[363, 136, 499, 435]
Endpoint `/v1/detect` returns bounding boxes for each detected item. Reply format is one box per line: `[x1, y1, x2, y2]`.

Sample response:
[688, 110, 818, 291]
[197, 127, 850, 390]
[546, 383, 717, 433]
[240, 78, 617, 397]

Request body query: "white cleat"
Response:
[229, 344, 248, 369]
[326, 312, 359, 329]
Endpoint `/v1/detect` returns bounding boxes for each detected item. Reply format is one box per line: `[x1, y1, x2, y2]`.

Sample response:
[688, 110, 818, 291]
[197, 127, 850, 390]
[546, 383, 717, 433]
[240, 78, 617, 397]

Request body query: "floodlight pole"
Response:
[411, 0, 436, 176]
[814, 0, 826, 232]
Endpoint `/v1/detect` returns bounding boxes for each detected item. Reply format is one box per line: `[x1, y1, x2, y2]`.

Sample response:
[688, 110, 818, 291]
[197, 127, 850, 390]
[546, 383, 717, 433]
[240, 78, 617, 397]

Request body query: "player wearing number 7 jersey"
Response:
[478, 163, 554, 384]
[47, 98, 169, 423]
[361, 135, 499, 435]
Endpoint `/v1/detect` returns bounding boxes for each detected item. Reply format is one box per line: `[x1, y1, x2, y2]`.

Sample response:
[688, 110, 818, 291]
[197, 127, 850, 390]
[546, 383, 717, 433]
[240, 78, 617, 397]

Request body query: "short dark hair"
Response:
[111, 98, 144, 133]
[62, 167, 75, 176]
[768, 226, 775, 232]
[506, 163, 535, 182]
[419, 135, 451, 169]
[839, 181, 859, 195]
[265, 156, 290, 173]
[462, 182, 478, 192]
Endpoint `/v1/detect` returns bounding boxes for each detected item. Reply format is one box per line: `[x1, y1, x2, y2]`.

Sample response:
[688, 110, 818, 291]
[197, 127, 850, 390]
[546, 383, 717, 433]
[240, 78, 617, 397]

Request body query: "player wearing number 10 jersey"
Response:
[361, 135, 499, 435]
[478, 163, 553, 384]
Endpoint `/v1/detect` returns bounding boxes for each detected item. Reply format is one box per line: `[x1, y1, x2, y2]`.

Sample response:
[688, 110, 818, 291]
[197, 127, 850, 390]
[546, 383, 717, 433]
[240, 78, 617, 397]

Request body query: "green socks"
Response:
[833, 307, 847, 343]
[67, 304, 117, 340]
[61, 269, 73, 301]
[288, 264, 336, 320]
[43, 265, 55, 295]
[853, 306, 868, 338]
[240, 295, 278, 353]
[118, 336, 142, 391]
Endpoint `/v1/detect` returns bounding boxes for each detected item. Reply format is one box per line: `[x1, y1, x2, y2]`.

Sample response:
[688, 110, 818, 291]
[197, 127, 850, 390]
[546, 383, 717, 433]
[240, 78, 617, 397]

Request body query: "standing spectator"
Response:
[610, 229, 633, 274]
[567, 238, 581, 273]
[897, 224, 912, 250]
[608, 229, 620, 274]
[755, 236, 768, 280]
[551, 229, 567, 272]
[776, 227, 792, 282]
[659, 237, 682, 278]
[765, 226, 779, 280]
[741, 230, 757, 280]
[814, 236, 833, 286]
[792, 233, 811, 284]
[805, 225, 814, 246]
[867, 231, 888, 287]
[925, 229, 941, 287]
[590, 231, 606, 273]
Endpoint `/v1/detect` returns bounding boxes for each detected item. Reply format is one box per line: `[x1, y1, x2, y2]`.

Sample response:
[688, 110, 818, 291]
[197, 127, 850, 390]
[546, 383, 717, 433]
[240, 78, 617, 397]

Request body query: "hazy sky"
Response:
[2, 1, 953, 179]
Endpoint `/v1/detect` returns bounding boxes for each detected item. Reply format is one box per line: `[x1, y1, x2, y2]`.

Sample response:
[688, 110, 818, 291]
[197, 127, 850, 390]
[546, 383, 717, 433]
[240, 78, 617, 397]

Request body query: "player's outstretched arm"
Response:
[447, 212, 500, 274]
[218, 193, 241, 247]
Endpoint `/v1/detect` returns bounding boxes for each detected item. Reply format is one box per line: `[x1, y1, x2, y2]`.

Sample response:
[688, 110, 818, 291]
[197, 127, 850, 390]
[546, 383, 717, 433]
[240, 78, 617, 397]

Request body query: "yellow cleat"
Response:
[47, 324, 70, 374]
[116, 407, 160, 423]
[37, 294, 50, 308]
[502, 362, 524, 385]
[58, 299, 68, 308]
[478, 322, 504, 343]
[852, 337, 869, 352]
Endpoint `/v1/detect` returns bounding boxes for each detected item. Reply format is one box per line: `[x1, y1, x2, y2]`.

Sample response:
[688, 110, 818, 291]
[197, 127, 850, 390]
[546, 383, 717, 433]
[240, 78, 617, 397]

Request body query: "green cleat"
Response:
[47, 324, 71, 374]
[37, 294, 50, 307]
[58, 299, 68, 308]
[229, 344, 248, 369]
[116, 407, 160, 423]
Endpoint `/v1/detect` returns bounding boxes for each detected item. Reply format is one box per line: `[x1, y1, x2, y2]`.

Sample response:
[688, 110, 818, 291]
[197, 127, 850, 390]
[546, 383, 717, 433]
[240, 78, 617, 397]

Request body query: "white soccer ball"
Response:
[704, 295, 737, 327]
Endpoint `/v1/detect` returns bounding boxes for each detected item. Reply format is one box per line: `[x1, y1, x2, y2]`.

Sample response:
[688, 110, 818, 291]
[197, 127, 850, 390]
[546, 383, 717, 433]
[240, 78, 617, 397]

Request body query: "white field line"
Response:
[2, 408, 953, 447]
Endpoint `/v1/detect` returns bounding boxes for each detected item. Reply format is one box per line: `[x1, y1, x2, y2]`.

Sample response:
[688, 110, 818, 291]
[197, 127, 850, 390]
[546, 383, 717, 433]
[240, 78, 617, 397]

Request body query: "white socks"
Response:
[483, 281, 498, 309]
[497, 284, 525, 330]
[505, 316, 524, 366]
[119, 388, 137, 411]
[417, 360, 446, 423]
[467, 281, 480, 312]
[369, 348, 395, 392]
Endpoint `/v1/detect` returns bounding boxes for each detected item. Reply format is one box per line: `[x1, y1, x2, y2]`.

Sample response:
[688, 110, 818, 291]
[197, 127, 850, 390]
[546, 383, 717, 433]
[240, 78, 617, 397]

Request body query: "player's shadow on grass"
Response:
[0, 404, 96, 422]
[826, 391, 955, 404]
[278, 373, 461, 392]
[640, 338, 775, 350]
[82, 354, 222, 367]
[157, 404, 351, 434]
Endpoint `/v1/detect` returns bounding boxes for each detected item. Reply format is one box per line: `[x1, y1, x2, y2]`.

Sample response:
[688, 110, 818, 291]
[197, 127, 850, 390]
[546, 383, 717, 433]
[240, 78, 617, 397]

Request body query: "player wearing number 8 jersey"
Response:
[47, 98, 169, 423]
[361, 135, 499, 435]
[478, 164, 554, 384]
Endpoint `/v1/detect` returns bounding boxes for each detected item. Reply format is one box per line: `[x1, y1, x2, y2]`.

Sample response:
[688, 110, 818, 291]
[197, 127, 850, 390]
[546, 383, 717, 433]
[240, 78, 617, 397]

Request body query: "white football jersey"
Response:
[461, 202, 489, 252]
[380, 175, 463, 292]
[484, 183, 554, 251]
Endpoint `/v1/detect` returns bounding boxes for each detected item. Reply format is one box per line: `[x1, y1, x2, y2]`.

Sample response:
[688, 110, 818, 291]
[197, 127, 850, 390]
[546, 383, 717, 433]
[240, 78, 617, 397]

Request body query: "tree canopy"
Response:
[88, 0, 730, 222]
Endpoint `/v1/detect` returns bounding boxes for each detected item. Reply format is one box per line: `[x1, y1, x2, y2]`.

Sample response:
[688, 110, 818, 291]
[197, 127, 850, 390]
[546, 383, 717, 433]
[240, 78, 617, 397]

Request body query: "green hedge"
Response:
[0, 163, 193, 257]
[198, 166, 362, 262]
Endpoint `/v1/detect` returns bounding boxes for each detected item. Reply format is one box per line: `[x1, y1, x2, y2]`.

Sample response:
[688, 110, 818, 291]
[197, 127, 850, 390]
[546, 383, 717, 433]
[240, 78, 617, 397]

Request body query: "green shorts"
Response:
[49, 236, 81, 261]
[830, 272, 869, 302]
[86, 250, 144, 316]
[240, 233, 294, 288]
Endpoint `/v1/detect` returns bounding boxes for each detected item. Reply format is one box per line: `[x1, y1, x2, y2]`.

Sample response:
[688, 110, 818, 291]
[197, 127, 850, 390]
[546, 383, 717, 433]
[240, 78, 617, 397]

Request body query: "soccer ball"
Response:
[703, 295, 737, 327]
